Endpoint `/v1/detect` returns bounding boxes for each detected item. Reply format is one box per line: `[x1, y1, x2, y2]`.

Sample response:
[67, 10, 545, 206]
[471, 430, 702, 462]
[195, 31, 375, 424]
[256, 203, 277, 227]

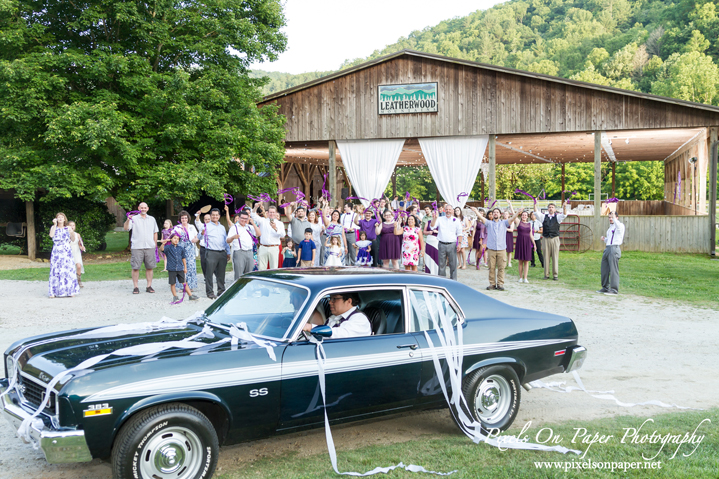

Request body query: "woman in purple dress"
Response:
[471, 208, 487, 269]
[503, 210, 515, 268]
[48, 212, 80, 298]
[375, 209, 402, 269]
[514, 210, 536, 283]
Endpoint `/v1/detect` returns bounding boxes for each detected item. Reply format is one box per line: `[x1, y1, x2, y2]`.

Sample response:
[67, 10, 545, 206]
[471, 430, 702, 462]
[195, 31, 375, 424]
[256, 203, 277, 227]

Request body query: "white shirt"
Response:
[128, 214, 159, 249]
[434, 216, 463, 243]
[604, 218, 625, 246]
[251, 213, 285, 246]
[229, 223, 255, 251]
[340, 212, 357, 232]
[534, 210, 568, 225]
[531, 220, 542, 241]
[326, 306, 372, 339]
[172, 224, 198, 243]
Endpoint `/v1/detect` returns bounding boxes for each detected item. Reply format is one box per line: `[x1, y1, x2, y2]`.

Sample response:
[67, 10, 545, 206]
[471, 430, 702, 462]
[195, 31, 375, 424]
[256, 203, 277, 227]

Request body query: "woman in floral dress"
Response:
[401, 215, 423, 271]
[48, 212, 80, 298]
[172, 210, 199, 292]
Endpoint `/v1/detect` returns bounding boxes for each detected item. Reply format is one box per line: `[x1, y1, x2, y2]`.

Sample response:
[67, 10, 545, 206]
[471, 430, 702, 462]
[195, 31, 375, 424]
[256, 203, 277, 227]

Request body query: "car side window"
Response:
[408, 289, 458, 332]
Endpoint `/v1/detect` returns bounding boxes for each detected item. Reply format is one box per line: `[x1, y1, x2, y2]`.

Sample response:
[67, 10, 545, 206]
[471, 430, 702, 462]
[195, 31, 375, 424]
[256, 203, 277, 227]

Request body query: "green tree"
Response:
[0, 0, 287, 209]
[651, 51, 719, 104]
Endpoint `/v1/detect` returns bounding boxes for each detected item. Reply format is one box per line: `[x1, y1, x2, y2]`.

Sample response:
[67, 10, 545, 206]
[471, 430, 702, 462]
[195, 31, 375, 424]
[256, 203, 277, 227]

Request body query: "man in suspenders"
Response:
[340, 203, 359, 266]
[533, 201, 568, 281]
[226, 210, 260, 280]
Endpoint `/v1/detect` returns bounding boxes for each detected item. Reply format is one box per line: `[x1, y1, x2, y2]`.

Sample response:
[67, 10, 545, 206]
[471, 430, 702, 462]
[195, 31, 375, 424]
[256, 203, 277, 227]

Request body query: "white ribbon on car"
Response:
[410, 290, 580, 455]
[309, 335, 457, 476]
[529, 371, 700, 410]
[6, 312, 280, 448]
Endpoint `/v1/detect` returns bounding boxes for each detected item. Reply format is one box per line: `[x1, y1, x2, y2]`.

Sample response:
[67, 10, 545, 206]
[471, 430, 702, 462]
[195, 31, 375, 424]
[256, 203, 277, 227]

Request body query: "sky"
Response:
[250, 0, 505, 74]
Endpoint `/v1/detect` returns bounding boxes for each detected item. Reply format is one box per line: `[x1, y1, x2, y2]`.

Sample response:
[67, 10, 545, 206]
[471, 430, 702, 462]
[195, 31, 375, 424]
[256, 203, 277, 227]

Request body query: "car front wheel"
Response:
[111, 403, 219, 479]
[462, 365, 521, 432]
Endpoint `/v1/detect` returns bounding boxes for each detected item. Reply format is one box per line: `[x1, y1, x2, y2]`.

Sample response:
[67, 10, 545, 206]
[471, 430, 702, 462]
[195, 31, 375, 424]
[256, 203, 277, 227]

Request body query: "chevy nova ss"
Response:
[1, 268, 586, 479]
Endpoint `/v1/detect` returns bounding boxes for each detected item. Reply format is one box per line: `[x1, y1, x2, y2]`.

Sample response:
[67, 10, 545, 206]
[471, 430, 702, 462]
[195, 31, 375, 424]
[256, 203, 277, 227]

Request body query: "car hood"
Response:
[9, 323, 242, 386]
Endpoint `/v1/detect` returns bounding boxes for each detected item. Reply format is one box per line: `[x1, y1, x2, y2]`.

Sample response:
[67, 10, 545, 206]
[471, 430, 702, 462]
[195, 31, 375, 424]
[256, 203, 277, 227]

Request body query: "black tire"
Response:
[111, 403, 219, 479]
[461, 365, 521, 432]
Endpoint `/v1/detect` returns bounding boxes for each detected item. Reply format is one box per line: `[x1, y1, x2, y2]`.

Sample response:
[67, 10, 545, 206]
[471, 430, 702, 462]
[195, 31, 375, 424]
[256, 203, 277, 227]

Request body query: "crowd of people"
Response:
[47, 195, 626, 301]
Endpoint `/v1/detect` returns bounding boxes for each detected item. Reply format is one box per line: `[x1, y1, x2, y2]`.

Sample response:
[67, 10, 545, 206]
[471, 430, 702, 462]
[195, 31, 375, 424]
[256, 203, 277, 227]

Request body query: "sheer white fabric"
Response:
[419, 136, 489, 207]
[336, 139, 405, 207]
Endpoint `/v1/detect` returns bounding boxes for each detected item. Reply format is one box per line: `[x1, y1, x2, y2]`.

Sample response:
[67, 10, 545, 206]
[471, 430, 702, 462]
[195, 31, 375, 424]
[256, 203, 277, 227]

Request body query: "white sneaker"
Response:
[524, 278, 529, 283]
[518, 278, 523, 283]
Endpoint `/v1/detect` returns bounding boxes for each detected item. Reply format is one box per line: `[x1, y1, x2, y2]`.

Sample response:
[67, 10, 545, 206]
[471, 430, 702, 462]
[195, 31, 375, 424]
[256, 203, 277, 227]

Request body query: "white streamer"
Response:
[229, 323, 277, 361]
[309, 335, 457, 476]
[410, 290, 581, 455]
[529, 371, 700, 410]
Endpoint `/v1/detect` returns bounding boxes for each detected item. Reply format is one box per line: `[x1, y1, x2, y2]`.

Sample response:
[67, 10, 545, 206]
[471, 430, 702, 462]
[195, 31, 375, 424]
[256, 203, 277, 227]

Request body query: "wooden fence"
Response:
[577, 215, 710, 253]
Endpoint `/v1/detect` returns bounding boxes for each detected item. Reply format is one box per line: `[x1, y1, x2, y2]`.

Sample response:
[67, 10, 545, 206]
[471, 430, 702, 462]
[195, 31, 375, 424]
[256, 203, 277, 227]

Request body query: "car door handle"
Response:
[397, 344, 418, 350]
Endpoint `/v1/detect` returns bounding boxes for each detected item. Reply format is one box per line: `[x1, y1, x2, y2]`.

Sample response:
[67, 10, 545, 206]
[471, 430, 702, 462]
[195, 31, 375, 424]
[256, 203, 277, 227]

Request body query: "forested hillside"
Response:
[255, 0, 719, 106]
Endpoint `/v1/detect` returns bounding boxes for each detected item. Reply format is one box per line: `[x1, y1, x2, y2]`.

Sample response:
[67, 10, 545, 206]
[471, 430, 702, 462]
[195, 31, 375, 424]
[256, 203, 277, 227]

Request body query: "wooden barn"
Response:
[259, 49, 719, 254]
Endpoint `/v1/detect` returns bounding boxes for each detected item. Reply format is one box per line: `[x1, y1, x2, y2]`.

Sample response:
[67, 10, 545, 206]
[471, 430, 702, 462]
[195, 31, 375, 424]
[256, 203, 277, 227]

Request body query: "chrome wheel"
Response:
[474, 374, 512, 424]
[139, 426, 203, 479]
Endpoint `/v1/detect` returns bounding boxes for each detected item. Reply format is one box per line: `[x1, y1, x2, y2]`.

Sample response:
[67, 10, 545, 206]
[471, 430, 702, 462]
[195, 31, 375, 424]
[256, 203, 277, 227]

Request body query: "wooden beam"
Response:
[488, 136, 496, 202]
[709, 128, 717, 256]
[594, 132, 602, 249]
[663, 129, 706, 163]
[480, 171, 485, 207]
[328, 140, 337, 205]
[25, 200, 36, 260]
[391, 167, 397, 198]
[561, 163, 565, 204]
[612, 161, 616, 197]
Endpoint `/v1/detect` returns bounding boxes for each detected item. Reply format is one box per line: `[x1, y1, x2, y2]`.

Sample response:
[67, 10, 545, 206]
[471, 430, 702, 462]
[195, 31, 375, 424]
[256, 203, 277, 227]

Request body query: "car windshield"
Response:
[204, 278, 308, 339]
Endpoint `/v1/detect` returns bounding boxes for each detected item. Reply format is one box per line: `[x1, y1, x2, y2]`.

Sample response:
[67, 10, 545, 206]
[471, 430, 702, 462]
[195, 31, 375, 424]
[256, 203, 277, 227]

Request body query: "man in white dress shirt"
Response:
[533, 201, 568, 280]
[302, 292, 371, 338]
[429, 204, 463, 281]
[340, 203, 359, 266]
[252, 204, 285, 270]
[598, 211, 625, 295]
[227, 210, 261, 280]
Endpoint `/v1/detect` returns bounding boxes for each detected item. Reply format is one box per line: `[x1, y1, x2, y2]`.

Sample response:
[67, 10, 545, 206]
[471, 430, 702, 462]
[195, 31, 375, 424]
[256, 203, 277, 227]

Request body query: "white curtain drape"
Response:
[336, 139, 405, 207]
[419, 135, 489, 207]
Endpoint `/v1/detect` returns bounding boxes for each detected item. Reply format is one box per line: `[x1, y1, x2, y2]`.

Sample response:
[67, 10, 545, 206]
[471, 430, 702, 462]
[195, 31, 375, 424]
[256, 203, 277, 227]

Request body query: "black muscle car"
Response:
[1, 268, 586, 479]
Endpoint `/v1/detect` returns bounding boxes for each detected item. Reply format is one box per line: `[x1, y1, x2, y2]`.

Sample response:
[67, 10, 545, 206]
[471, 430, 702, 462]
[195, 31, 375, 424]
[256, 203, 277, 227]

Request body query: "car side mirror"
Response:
[311, 325, 332, 339]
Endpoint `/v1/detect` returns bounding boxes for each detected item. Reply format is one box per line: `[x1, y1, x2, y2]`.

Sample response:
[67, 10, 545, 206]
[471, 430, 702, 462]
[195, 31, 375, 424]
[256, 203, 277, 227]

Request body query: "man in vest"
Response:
[302, 292, 371, 338]
[340, 203, 359, 266]
[533, 201, 568, 281]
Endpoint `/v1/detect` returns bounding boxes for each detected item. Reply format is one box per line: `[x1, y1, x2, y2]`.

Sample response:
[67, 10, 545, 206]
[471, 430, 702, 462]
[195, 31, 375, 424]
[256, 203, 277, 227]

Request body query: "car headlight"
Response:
[5, 355, 15, 379]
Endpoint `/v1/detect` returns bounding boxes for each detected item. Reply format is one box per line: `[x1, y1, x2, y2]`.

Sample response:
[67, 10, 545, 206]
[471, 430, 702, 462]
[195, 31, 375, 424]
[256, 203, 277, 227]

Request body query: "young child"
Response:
[159, 219, 173, 272]
[298, 228, 316, 267]
[282, 238, 297, 268]
[67, 221, 85, 287]
[324, 235, 343, 267]
[354, 231, 372, 266]
[160, 233, 199, 302]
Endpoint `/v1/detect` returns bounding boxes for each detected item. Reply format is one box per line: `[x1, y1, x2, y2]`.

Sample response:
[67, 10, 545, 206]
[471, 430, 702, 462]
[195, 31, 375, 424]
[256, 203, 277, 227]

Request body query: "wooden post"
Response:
[594, 132, 602, 250]
[612, 161, 616, 197]
[710, 128, 718, 256]
[561, 163, 566, 204]
[25, 200, 36, 260]
[329, 141, 337, 207]
[480, 171, 485, 207]
[391, 167, 397, 198]
[488, 136, 496, 202]
[166, 199, 172, 221]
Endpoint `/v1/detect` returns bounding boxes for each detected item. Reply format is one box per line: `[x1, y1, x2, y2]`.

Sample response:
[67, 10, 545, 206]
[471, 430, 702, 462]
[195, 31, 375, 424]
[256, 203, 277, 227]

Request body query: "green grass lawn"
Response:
[105, 230, 129, 252]
[502, 251, 719, 308]
[216, 408, 718, 479]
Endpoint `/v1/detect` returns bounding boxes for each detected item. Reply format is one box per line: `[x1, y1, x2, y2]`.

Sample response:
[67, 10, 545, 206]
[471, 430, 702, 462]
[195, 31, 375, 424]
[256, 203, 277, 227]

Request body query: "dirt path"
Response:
[0, 268, 717, 478]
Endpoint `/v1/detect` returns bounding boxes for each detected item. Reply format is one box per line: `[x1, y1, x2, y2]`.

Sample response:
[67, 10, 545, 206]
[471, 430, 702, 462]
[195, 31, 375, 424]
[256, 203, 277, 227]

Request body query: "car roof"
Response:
[244, 267, 459, 290]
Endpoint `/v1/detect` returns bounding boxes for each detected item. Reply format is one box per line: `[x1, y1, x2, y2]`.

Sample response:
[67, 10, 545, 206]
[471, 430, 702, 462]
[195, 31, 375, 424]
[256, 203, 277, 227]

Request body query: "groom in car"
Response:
[303, 292, 371, 338]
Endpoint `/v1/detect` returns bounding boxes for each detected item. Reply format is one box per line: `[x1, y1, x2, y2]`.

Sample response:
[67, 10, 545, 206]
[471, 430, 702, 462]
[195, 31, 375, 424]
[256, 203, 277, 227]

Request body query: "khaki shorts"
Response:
[300, 260, 313, 268]
[131, 248, 157, 270]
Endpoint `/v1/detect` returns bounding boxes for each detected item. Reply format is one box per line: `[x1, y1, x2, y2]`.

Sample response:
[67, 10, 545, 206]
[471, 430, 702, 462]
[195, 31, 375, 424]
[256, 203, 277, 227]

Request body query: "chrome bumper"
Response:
[0, 380, 92, 463]
[565, 346, 587, 373]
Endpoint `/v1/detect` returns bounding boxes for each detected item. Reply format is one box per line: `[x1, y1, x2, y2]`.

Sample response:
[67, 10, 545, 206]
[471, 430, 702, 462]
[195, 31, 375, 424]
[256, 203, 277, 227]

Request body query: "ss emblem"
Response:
[249, 388, 268, 398]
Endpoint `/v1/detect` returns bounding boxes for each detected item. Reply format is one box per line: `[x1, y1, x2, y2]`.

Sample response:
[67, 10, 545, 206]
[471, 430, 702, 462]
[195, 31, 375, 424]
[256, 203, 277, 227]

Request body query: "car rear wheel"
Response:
[111, 403, 218, 479]
[461, 365, 520, 432]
